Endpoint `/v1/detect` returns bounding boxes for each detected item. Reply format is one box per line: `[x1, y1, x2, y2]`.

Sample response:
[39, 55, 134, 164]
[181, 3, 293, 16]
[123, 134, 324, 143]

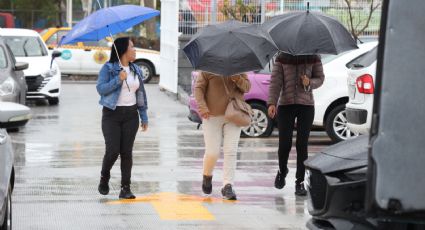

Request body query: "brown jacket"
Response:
[194, 71, 251, 116]
[268, 54, 325, 106]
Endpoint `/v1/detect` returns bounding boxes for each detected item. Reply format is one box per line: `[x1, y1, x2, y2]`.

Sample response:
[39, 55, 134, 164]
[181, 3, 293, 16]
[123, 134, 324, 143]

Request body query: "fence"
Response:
[178, 0, 382, 37]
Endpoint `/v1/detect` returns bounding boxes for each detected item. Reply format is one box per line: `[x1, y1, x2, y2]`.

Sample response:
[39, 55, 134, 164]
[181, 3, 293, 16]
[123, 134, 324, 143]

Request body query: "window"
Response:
[0, 47, 7, 69]
[4, 36, 48, 57]
[346, 47, 377, 69]
[46, 30, 77, 46]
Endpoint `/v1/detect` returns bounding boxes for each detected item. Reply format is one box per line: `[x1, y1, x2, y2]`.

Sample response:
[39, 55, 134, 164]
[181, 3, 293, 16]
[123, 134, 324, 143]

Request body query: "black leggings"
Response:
[277, 104, 314, 184]
[101, 105, 139, 186]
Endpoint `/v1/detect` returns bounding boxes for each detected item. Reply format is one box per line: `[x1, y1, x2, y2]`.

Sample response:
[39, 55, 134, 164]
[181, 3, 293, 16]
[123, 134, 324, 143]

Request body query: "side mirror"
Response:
[14, 62, 28, 71]
[52, 50, 62, 59]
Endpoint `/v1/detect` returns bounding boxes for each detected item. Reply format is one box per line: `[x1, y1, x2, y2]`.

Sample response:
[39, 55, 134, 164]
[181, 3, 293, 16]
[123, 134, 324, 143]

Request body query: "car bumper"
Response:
[26, 71, 61, 100]
[345, 108, 369, 134]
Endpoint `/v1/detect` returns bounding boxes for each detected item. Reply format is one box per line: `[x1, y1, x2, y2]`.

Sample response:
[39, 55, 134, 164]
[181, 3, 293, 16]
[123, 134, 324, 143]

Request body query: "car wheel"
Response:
[0, 185, 12, 230]
[241, 103, 273, 137]
[134, 61, 153, 83]
[325, 104, 358, 142]
[48, 97, 59, 105]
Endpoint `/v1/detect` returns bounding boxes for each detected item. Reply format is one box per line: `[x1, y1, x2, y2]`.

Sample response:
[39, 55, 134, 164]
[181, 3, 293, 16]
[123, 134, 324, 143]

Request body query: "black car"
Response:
[305, 0, 425, 229]
[0, 36, 28, 106]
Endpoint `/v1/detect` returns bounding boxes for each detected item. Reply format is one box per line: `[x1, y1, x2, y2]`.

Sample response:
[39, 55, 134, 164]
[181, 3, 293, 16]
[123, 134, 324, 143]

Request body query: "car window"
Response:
[46, 30, 76, 46]
[83, 39, 109, 47]
[346, 46, 377, 69]
[0, 46, 7, 69]
[4, 36, 48, 57]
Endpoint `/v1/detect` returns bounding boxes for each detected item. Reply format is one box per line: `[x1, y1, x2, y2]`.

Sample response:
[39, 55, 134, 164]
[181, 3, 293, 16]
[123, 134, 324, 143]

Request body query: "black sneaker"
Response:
[202, 175, 212, 195]
[274, 168, 288, 189]
[98, 176, 109, 195]
[119, 185, 136, 199]
[295, 182, 307, 196]
[221, 184, 237, 200]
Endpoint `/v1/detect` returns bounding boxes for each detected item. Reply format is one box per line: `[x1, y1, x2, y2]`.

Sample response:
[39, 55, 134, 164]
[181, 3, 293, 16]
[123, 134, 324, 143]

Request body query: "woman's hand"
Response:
[268, 105, 276, 119]
[140, 123, 148, 132]
[301, 75, 310, 87]
[119, 70, 127, 81]
[201, 111, 210, 120]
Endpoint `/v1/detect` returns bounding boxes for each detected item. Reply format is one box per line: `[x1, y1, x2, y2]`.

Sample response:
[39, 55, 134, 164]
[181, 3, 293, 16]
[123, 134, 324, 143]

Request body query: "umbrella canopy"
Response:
[262, 11, 358, 55]
[59, 5, 159, 46]
[183, 20, 278, 76]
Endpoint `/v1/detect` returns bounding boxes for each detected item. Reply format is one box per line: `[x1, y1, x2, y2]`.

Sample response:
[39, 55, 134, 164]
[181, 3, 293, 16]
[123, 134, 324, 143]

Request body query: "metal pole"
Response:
[211, 0, 217, 23]
[261, 0, 266, 23]
[280, 0, 284, 14]
[66, 0, 73, 27]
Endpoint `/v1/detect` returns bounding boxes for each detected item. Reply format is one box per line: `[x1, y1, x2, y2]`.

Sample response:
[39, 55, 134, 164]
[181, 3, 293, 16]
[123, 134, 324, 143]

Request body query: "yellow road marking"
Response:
[107, 192, 236, 220]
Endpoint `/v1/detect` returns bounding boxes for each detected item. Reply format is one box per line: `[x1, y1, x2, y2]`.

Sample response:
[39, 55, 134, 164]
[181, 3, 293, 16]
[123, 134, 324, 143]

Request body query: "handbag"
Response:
[221, 77, 252, 127]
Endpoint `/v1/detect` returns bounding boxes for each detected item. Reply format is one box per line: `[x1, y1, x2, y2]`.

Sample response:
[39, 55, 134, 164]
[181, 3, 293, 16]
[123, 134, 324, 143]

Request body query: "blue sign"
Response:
[61, 50, 72, 60]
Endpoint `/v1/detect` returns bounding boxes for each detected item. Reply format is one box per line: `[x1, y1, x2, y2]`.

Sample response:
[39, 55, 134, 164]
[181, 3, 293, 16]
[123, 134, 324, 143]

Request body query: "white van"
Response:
[0, 28, 62, 105]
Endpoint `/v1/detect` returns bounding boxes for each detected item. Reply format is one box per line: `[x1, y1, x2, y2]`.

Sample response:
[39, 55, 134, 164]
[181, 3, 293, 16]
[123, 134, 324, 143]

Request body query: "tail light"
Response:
[356, 74, 374, 94]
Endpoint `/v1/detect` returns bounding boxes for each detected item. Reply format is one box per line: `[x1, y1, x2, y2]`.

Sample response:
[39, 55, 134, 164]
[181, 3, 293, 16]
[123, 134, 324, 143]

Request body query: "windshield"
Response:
[3, 36, 48, 57]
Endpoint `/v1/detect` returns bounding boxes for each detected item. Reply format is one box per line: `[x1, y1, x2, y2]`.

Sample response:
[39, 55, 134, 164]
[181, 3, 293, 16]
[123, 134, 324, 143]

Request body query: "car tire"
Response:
[325, 104, 358, 143]
[134, 61, 154, 83]
[48, 97, 59, 105]
[241, 103, 273, 138]
[0, 185, 12, 230]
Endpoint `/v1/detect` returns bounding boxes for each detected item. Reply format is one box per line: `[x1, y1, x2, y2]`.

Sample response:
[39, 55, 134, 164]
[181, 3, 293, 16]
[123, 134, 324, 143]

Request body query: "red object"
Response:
[356, 74, 374, 94]
[0, 12, 15, 28]
[188, 0, 212, 12]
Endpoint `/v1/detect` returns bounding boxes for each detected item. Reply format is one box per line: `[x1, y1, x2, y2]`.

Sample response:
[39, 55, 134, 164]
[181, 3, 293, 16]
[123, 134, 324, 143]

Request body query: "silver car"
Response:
[0, 102, 31, 230]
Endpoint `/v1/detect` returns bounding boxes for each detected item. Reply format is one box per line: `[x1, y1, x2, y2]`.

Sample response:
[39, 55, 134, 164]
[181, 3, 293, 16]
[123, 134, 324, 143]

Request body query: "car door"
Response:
[80, 39, 111, 75]
[366, 0, 425, 217]
[45, 30, 84, 74]
[0, 129, 12, 216]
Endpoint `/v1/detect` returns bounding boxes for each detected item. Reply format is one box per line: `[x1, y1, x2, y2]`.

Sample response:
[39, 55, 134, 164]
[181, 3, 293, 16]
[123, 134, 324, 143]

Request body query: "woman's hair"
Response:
[275, 52, 320, 65]
[109, 37, 130, 63]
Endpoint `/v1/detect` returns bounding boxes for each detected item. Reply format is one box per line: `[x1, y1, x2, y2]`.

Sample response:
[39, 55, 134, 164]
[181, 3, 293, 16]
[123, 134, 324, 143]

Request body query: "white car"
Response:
[0, 28, 62, 105]
[346, 46, 377, 135]
[313, 41, 378, 142]
[40, 27, 160, 83]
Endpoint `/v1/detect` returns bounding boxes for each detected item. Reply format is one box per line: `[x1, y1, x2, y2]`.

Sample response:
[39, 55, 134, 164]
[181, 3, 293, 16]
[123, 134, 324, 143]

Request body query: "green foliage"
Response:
[220, 0, 257, 21]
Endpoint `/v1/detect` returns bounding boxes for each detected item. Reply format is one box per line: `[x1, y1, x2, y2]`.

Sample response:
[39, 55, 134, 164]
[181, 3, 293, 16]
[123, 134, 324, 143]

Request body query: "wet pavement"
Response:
[9, 83, 332, 229]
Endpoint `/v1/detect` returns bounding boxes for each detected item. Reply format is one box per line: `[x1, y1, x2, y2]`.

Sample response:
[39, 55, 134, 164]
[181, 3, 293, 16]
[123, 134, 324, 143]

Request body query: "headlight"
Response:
[0, 77, 16, 96]
[42, 66, 58, 77]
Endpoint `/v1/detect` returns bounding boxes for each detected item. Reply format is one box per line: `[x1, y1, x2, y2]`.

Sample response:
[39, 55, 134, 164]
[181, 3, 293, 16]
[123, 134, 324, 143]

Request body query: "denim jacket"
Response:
[96, 62, 148, 124]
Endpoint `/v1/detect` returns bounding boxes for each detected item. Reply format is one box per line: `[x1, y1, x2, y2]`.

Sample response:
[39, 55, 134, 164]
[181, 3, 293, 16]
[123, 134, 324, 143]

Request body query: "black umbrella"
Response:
[262, 8, 358, 55]
[183, 20, 278, 76]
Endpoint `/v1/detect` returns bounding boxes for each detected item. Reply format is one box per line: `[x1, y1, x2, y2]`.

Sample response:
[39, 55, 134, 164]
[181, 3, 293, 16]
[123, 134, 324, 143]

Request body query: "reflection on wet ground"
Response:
[9, 84, 332, 229]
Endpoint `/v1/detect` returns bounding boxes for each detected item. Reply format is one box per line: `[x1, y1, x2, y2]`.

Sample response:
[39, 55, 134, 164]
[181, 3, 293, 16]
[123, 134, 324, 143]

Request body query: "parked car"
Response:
[188, 41, 378, 141]
[40, 27, 160, 83]
[305, 0, 425, 228]
[345, 47, 377, 135]
[0, 36, 28, 106]
[0, 28, 62, 105]
[0, 102, 31, 230]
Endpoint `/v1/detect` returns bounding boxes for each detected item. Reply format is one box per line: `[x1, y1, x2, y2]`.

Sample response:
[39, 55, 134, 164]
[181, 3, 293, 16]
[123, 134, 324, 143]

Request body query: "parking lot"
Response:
[8, 83, 333, 229]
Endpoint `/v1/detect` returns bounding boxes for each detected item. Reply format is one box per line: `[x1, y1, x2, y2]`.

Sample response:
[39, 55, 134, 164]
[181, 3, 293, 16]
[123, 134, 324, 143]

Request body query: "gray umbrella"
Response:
[262, 10, 358, 55]
[183, 20, 278, 76]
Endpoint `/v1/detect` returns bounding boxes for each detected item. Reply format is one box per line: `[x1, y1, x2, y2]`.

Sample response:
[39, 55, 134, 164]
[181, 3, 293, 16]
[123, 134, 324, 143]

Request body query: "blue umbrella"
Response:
[59, 5, 160, 46]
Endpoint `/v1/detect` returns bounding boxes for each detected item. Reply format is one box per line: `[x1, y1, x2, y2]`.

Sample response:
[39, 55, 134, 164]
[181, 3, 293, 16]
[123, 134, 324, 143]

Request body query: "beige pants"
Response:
[202, 116, 241, 186]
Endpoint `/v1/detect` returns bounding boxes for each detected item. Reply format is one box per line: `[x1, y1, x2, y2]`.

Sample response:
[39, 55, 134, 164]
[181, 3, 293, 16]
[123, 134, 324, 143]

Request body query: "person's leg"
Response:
[222, 121, 242, 186]
[202, 116, 224, 194]
[119, 106, 139, 186]
[118, 106, 139, 199]
[101, 107, 121, 180]
[294, 105, 314, 195]
[221, 121, 241, 200]
[99, 107, 121, 195]
[275, 105, 297, 189]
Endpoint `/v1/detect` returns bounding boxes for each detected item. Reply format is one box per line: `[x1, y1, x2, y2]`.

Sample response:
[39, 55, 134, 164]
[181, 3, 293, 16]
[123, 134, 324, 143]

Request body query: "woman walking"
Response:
[194, 71, 251, 200]
[268, 53, 324, 196]
[96, 37, 148, 199]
